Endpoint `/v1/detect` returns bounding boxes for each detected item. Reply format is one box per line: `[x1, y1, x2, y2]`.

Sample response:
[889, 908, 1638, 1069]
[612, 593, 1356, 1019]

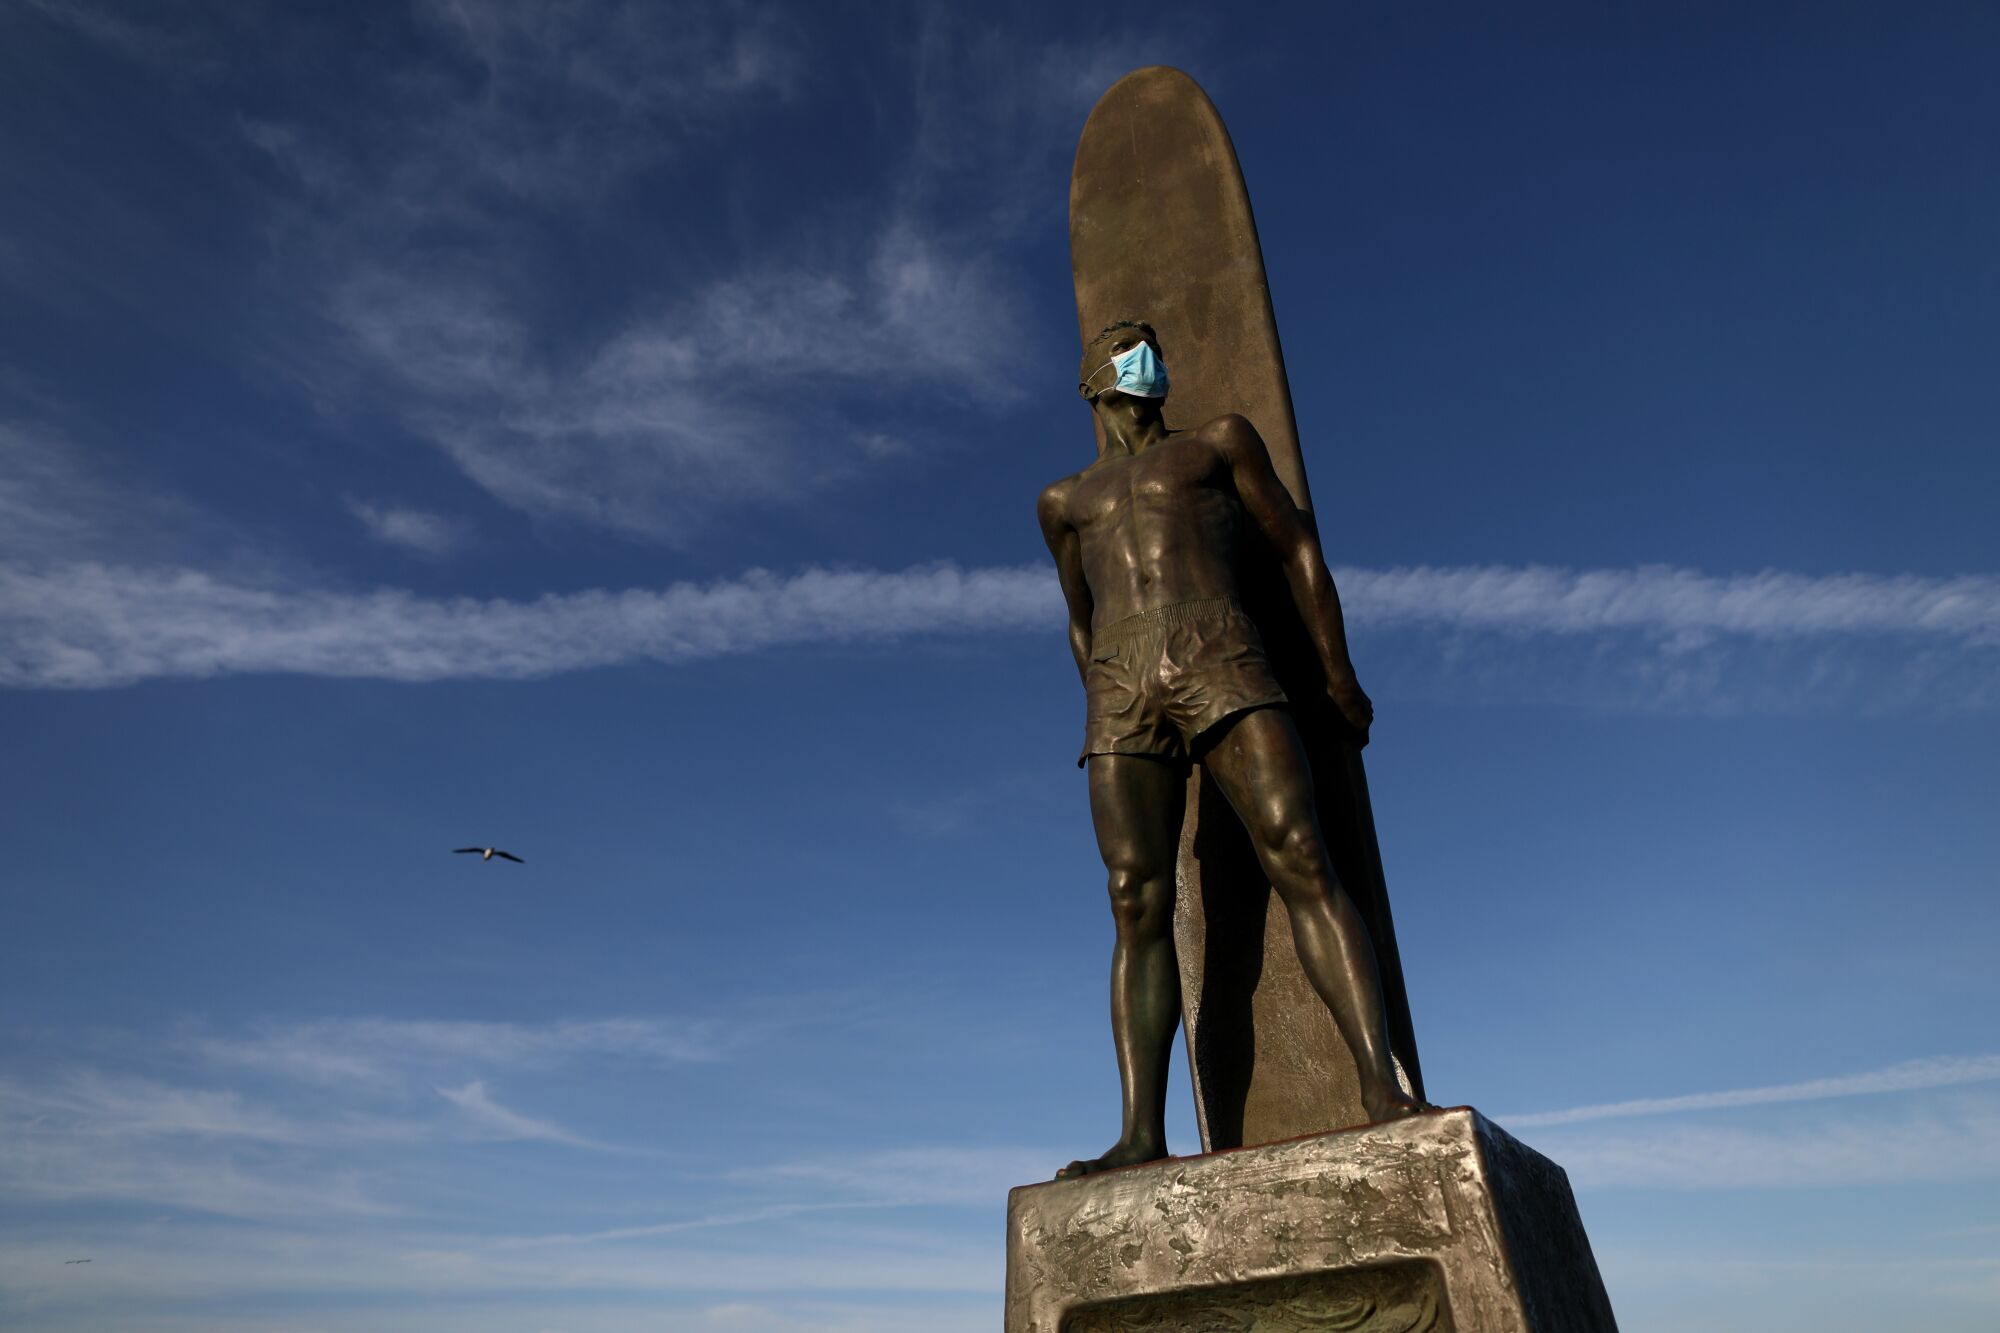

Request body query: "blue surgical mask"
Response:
[1083, 341, 1169, 399]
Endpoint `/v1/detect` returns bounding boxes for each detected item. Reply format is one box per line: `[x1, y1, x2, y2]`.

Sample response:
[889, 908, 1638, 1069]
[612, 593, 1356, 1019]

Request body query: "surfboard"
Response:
[1069, 66, 1426, 1151]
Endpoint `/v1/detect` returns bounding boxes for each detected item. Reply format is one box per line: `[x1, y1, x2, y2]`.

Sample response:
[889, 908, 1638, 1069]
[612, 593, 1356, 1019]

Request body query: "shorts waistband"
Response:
[1094, 596, 1241, 639]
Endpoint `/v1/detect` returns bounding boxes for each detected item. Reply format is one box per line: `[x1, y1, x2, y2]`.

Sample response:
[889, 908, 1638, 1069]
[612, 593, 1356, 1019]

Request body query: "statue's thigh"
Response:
[1199, 707, 1319, 852]
[1086, 754, 1187, 875]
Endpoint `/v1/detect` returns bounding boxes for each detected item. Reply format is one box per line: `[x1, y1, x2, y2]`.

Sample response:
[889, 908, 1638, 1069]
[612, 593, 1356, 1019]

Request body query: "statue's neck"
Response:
[1094, 399, 1171, 458]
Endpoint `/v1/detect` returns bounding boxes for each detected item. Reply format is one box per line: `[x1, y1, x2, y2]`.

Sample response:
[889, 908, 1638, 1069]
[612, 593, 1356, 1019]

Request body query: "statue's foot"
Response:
[1363, 1089, 1437, 1125]
[1054, 1138, 1167, 1181]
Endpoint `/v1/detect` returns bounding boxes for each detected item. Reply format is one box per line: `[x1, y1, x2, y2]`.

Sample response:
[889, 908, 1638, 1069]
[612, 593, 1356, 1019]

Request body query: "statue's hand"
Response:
[1327, 674, 1373, 748]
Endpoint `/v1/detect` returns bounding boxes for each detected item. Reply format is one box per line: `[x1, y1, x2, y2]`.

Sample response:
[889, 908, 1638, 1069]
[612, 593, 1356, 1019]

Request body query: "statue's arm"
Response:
[1215, 416, 1374, 744]
[1038, 480, 1094, 682]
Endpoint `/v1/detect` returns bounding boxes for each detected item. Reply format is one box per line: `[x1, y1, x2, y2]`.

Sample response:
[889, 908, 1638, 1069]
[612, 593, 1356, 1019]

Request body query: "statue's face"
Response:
[1079, 325, 1163, 400]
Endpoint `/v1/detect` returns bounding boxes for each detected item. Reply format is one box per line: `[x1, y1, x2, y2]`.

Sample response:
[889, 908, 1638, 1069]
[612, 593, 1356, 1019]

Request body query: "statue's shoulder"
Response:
[1175, 414, 1264, 474]
[1188, 412, 1261, 452]
[1039, 469, 1085, 506]
[1037, 469, 1085, 531]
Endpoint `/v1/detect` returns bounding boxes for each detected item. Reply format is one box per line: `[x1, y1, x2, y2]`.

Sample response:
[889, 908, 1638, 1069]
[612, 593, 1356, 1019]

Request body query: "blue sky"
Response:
[3, 2, 1998, 1330]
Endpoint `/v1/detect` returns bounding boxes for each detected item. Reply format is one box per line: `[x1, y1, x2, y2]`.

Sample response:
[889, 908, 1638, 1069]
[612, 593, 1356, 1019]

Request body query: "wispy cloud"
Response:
[226, 2, 1032, 542]
[520, 1200, 915, 1246]
[0, 1013, 775, 1216]
[0, 1132, 395, 1220]
[16, 0, 226, 71]
[190, 1015, 746, 1087]
[898, 19, 1192, 234]
[1343, 565, 2000, 642]
[0, 1015, 1009, 1319]
[400, 0, 805, 202]
[1506, 1053, 2000, 1127]
[885, 770, 1065, 838]
[0, 1015, 744, 1218]
[0, 1280, 995, 1333]
[1333, 563, 2000, 715]
[0, 560, 1054, 687]
[19, 8, 1146, 545]
[435, 1080, 601, 1148]
[1532, 1094, 2000, 1190]
[316, 225, 1025, 540]
[745, 1145, 1060, 1208]
[496, 1148, 1066, 1248]
[0, 1221, 999, 1316]
[346, 498, 469, 557]
[235, 1, 804, 220]
[0, 1070, 375, 1146]
[1504, 1056, 2000, 1192]
[0, 1072, 400, 1218]
[5, 559, 1998, 704]
[0, 422, 212, 563]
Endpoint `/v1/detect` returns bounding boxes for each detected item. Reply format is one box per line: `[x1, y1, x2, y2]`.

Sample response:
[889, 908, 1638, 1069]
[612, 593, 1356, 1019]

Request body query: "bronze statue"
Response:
[1038, 320, 1430, 1179]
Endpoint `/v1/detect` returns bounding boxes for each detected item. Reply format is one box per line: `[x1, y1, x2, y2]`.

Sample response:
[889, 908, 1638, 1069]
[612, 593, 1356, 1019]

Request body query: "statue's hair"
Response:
[1086, 318, 1158, 351]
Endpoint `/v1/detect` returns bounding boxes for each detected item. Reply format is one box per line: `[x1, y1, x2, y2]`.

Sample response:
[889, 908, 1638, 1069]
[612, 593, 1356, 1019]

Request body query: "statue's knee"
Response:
[1105, 865, 1171, 930]
[1260, 820, 1332, 893]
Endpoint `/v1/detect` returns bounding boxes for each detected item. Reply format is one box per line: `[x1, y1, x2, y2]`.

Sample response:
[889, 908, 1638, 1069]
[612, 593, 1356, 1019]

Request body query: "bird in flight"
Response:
[455, 847, 525, 863]
[64, 1259, 90, 1264]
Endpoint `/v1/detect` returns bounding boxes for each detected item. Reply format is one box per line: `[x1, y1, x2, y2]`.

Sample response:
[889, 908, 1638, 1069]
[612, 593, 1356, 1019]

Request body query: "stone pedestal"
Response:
[1004, 1108, 1617, 1333]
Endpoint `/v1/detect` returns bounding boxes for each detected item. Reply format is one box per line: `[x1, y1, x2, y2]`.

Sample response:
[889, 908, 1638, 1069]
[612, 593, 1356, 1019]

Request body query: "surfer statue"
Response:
[1038, 319, 1431, 1180]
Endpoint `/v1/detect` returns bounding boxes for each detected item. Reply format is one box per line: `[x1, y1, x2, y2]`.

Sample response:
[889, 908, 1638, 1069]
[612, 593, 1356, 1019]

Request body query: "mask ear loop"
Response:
[1079, 357, 1118, 400]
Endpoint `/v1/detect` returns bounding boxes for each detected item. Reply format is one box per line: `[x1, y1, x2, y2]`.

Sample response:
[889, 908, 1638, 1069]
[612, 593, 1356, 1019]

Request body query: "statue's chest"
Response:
[1073, 448, 1223, 530]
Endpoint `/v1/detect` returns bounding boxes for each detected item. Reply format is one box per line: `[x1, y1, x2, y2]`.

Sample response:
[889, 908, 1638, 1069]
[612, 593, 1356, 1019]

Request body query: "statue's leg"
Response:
[1199, 707, 1426, 1125]
[1057, 752, 1189, 1180]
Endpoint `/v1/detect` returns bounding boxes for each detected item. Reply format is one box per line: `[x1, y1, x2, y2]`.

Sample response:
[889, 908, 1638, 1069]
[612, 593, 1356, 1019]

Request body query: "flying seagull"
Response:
[455, 847, 524, 863]
[65, 1259, 90, 1264]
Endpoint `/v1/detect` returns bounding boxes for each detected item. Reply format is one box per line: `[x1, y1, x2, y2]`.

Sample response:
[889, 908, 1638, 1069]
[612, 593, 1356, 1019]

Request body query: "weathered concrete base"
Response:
[1005, 1108, 1616, 1333]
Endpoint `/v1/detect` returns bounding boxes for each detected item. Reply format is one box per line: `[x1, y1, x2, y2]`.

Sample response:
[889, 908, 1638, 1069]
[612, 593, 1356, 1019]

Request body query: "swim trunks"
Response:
[1078, 596, 1288, 767]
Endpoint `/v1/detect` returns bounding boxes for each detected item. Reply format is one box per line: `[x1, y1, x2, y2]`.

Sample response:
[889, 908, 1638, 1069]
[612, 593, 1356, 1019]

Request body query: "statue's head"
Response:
[1078, 319, 1168, 404]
